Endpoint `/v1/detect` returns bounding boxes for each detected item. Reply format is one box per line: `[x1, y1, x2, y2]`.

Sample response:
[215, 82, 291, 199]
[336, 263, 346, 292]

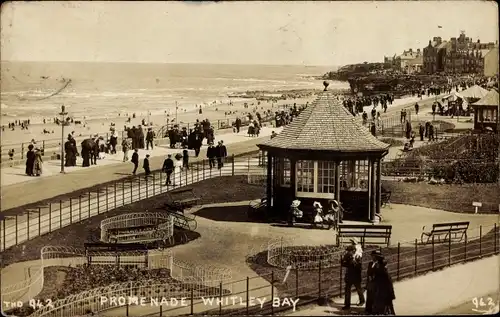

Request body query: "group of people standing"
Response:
[341, 238, 396, 314]
[288, 199, 344, 229]
[25, 144, 44, 176]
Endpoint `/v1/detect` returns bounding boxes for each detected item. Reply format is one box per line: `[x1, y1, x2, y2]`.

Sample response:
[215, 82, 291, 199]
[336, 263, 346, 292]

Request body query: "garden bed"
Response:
[1, 176, 265, 268]
[382, 180, 500, 213]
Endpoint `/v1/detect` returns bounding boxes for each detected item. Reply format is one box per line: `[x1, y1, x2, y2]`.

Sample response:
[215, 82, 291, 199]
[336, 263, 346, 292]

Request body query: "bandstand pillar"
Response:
[370, 159, 376, 222]
[367, 159, 372, 221]
[335, 161, 340, 202]
[376, 159, 382, 216]
[290, 159, 297, 198]
[266, 152, 273, 214]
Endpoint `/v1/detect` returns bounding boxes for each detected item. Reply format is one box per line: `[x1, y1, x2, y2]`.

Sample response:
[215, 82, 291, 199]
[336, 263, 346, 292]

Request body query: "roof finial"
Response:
[323, 81, 330, 91]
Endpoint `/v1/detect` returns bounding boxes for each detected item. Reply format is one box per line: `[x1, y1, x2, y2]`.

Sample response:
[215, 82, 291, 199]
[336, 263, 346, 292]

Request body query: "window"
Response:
[339, 160, 369, 190]
[317, 161, 336, 193]
[274, 158, 291, 187]
[483, 108, 497, 122]
[296, 160, 314, 192]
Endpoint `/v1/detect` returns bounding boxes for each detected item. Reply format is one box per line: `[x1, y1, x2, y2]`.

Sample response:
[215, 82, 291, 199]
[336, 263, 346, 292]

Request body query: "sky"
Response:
[0, 1, 498, 66]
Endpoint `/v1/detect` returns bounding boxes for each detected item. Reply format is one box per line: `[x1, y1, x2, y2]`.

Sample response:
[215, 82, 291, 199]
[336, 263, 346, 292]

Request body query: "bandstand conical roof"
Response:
[259, 91, 390, 153]
[461, 85, 489, 99]
[471, 90, 498, 107]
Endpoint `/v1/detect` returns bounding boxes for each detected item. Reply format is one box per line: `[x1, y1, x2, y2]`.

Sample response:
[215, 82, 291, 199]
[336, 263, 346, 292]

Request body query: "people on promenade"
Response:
[146, 127, 155, 150]
[174, 153, 183, 185]
[341, 238, 365, 310]
[33, 148, 43, 176]
[216, 140, 227, 169]
[143, 154, 151, 179]
[207, 143, 217, 169]
[367, 250, 396, 315]
[162, 154, 175, 186]
[137, 125, 145, 149]
[122, 138, 130, 162]
[64, 134, 78, 167]
[25, 144, 35, 176]
[419, 123, 425, 141]
[414, 102, 419, 115]
[182, 149, 189, 170]
[109, 131, 118, 154]
[131, 149, 139, 175]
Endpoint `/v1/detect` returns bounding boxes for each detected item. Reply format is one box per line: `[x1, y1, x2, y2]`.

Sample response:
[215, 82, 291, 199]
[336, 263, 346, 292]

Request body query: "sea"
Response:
[0, 61, 347, 123]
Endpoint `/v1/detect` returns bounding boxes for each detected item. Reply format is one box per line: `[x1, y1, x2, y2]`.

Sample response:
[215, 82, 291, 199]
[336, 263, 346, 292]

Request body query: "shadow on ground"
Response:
[193, 205, 267, 223]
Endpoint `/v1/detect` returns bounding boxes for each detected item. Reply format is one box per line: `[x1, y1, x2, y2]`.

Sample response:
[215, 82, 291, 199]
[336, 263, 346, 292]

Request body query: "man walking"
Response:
[143, 154, 151, 179]
[131, 149, 139, 175]
[207, 143, 216, 169]
[341, 238, 365, 310]
[146, 128, 155, 150]
[419, 123, 425, 141]
[162, 154, 174, 186]
[216, 140, 227, 169]
[122, 138, 130, 162]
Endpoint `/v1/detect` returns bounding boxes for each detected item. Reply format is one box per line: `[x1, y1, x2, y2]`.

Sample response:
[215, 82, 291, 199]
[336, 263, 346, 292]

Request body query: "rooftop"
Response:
[471, 90, 499, 107]
[258, 91, 390, 152]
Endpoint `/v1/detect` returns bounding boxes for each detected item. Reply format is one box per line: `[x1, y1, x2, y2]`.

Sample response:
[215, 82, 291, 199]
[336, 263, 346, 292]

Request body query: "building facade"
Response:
[384, 48, 423, 74]
[423, 32, 497, 75]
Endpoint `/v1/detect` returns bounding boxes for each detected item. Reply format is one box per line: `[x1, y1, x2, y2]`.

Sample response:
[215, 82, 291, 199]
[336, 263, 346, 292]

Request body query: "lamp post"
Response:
[59, 105, 68, 173]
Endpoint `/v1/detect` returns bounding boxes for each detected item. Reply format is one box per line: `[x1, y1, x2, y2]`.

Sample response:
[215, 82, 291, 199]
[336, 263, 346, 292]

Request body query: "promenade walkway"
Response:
[0, 127, 280, 210]
[286, 255, 499, 316]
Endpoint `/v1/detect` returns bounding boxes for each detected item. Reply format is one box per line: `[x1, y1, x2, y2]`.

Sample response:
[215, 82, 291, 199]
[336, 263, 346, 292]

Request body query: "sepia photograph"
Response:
[0, 1, 498, 316]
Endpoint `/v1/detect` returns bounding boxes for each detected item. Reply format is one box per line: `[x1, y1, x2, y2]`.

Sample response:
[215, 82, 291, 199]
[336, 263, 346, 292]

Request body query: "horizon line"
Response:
[0, 59, 342, 69]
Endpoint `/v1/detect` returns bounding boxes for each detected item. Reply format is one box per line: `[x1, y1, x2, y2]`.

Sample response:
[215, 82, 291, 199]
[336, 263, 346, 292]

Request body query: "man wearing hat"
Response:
[367, 250, 396, 315]
[162, 154, 174, 186]
[143, 154, 151, 179]
[146, 127, 155, 150]
[341, 240, 365, 310]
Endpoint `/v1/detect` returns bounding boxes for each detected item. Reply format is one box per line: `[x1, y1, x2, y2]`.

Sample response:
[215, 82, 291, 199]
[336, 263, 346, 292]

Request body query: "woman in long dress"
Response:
[33, 149, 43, 176]
[371, 252, 396, 315]
[312, 201, 324, 228]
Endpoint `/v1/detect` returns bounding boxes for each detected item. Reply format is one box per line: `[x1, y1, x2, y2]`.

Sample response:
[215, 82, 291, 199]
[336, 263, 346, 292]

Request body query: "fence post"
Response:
[190, 288, 194, 315]
[130, 179, 133, 203]
[295, 267, 299, 299]
[464, 233, 468, 261]
[339, 254, 343, 296]
[78, 196, 82, 222]
[49, 203, 52, 232]
[123, 180, 126, 205]
[219, 282, 223, 315]
[126, 302, 129, 316]
[160, 170, 163, 188]
[232, 154, 235, 176]
[159, 305, 163, 317]
[114, 182, 117, 208]
[414, 239, 417, 274]
[495, 223, 498, 254]
[318, 260, 322, 300]
[15, 214, 18, 245]
[88, 192, 91, 218]
[397, 242, 400, 281]
[153, 173, 156, 196]
[59, 200, 63, 228]
[246, 277, 250, 315]
[431, 236, 435, 270]
[271, 271, 274, 316]
[146, 176, 149, 198]
[448, 230, 452, 266]
[27, 210, 30, 240]
[69, 198, 73, 224]
[479, 225, 482, 257]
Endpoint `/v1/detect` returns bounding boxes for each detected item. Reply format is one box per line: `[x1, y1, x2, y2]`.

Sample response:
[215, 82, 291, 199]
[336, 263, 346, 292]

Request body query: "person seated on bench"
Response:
[312, 201, 324, 229]
[288, 199, 303, 226]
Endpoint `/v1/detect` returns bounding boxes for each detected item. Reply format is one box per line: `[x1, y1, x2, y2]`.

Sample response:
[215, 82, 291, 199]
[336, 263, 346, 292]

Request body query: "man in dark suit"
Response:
[162, 154, 174, 186]
[207, 143, 216, 169]
[341, 242, 365, 310]
[143, 154, 151, 179]
[216, 140, 228, 169]
[146, 128, 155, 150]
[131, 149, 139, 175]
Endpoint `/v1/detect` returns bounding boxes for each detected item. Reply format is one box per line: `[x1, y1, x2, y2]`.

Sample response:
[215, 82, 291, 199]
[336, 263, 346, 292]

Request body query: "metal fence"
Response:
[31, 222, 496, 317]
[0, 152, 265, 252]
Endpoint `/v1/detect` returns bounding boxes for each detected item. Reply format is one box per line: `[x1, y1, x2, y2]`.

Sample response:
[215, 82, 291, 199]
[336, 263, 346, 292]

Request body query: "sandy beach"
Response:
[0, 96, 315, 145]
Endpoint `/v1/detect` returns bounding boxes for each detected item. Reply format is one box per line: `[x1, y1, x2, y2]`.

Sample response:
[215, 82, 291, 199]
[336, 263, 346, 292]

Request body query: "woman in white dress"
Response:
[312, 201, 324, 228]
[174, 153, 183, 185]
[289, 200, 303, 226]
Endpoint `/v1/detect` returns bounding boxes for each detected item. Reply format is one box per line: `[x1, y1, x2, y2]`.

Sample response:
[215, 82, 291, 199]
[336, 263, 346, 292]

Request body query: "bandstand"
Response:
[257, 90, 390, 222]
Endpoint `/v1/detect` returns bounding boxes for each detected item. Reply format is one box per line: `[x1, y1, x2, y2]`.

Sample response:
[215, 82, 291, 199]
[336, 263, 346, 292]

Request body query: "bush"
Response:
[428, 161, 499, 183]
[379, 138, 405, 147]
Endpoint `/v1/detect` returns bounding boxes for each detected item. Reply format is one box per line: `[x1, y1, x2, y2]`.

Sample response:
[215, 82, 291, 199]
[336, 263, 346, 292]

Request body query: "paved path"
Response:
[0, 127, 280, 210]
[285, 255, 499, 316]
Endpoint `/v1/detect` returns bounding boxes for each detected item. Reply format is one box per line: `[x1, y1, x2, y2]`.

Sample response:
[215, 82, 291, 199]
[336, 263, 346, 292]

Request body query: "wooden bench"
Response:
[336, 224, 392, 247]
[421, 221, 469, 244]
[164, 188, 201, 213]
